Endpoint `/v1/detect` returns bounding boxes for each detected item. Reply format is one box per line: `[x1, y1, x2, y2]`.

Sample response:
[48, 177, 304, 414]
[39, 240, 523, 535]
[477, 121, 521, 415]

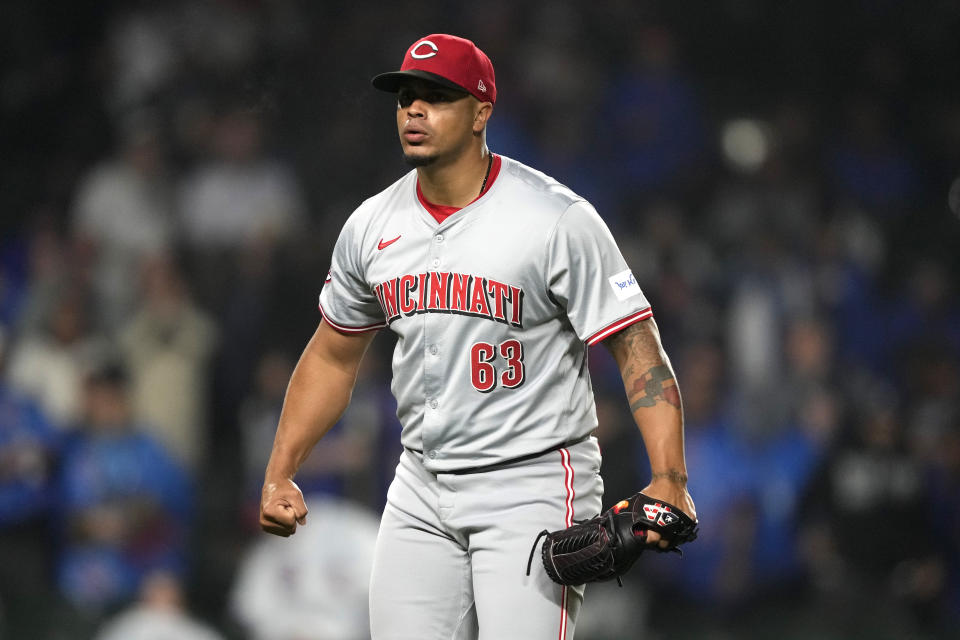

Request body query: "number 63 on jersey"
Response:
[470, 339, 524, 392]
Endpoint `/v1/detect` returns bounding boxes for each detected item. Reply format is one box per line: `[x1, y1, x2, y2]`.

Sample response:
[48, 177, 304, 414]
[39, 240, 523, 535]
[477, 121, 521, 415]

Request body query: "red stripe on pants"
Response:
[558, 448, 575, 639]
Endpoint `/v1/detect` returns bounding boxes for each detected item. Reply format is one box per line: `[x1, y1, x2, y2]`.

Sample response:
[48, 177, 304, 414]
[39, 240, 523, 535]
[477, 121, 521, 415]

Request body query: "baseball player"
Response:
[260, 34, 697, 639]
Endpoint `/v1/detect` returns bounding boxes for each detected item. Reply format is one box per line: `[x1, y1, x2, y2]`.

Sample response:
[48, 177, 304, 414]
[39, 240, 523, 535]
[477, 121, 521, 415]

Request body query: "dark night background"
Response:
[1, 1, 959, 638]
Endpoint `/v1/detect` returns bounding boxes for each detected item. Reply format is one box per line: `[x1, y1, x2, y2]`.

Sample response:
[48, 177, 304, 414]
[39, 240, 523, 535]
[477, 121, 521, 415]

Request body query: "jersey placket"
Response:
[420, 226, 448, 464]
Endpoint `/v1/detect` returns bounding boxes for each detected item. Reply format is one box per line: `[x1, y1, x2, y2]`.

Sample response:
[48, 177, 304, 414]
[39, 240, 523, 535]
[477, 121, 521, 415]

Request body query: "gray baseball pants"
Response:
[369, 437, 604, 639]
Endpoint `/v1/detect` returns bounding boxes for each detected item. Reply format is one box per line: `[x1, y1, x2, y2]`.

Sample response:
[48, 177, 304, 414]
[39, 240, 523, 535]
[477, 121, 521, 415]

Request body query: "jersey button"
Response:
[435, 234, 444, 243]
[429, 344, 438, 355]
[428, 399, 438, 409]
[428, 450, 438, 459]
[431, 258, 441, 268]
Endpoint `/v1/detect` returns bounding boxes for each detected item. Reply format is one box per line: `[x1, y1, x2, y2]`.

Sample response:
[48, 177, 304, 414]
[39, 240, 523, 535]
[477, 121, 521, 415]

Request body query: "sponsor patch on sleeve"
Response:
[608, 269, 641, 301]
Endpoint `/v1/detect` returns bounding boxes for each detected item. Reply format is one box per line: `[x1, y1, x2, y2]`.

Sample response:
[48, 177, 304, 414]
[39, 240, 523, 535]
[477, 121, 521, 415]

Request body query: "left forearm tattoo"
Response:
[605, 321, 682, 413]
[628, 364, 681, 412]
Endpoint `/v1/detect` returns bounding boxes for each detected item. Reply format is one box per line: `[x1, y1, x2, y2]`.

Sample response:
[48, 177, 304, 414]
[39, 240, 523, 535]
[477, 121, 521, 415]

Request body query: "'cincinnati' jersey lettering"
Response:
[373, 272, 524, 327]
[318, 156, 654, 471]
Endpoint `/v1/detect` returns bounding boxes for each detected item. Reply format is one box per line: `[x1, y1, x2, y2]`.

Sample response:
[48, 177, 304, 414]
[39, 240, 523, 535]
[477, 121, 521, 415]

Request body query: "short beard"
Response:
[403, 151, 438, 167]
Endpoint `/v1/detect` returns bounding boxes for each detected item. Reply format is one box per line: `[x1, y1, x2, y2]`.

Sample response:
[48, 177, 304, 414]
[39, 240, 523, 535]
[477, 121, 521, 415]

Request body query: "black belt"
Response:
[405, 433, 593, 475]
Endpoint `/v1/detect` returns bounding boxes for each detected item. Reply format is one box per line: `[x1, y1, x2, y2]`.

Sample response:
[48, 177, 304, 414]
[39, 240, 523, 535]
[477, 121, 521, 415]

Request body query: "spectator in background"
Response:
[178, 0, 260, 79]
[71, 113, 175, 331]
[176, 103, 308, 341]
[656, 337, 828, 623]
[598, 25, 707, 199]
[231, 495, 379, 640]
[626, 199, 722, 340]
[828, 95, 918, 217]
[178, 106, 305, 253]
[801, 401, 938, 634]
[782, 317, 836, 421]
[57, 364, 191, 612]
[119, 253, 218, 471]
[0, 325, 62, 633]
[93, 570, 224, 640]
[105, 1, 261, 115]
[7, 288, 106, 427]
[887, 259, 960, 379]
[724, 228, 818, 432]
[10, 221, 83, 337]
[106, 6, 181, 114]
[719, 317, 829, 601]
[659, 340, 752, 606]
[514, 3, 609, 212]
[816, 210, 888, 374]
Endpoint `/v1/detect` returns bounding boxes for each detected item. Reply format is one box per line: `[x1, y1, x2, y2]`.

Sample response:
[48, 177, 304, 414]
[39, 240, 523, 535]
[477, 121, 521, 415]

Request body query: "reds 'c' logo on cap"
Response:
[410, 40, 438, 59]
[373, 34, 496, 104]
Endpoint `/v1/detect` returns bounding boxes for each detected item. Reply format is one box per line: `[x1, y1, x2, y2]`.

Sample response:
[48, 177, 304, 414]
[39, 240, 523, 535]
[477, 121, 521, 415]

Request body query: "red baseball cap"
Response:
[372, 34, 496, 104]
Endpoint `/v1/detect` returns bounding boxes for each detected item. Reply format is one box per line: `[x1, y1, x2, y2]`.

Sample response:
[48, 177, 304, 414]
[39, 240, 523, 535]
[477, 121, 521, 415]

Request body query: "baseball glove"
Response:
[526, 492, 698, 587]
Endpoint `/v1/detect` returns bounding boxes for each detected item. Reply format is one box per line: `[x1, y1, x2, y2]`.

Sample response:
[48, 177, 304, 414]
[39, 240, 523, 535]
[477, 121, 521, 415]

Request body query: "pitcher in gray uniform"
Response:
[260, 33, 697, 639]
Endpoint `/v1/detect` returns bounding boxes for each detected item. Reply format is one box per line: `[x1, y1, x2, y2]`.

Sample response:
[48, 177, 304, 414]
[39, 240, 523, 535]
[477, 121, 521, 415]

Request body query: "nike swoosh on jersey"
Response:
[378, 235, 401, 250]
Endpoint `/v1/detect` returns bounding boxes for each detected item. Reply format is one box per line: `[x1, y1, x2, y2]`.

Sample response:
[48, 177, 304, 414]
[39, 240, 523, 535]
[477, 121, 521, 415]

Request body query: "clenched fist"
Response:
[260, 478, 308, 537]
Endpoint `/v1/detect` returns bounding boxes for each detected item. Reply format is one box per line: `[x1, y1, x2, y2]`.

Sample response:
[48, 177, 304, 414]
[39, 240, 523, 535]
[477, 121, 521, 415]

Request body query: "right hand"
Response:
[259, 478, 308, 537]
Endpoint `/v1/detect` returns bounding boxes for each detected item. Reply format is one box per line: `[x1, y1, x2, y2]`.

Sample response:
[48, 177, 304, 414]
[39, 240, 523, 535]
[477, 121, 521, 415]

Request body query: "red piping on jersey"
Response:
[585, 307, 653, 346]
[318, 302, 386, 334]
[416, 154, 502, 224]
[558, 448, 575, 640]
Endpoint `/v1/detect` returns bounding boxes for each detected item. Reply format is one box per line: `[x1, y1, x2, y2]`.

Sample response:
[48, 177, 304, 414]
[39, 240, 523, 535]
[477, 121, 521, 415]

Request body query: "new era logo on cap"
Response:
[372, 34, 497, 104]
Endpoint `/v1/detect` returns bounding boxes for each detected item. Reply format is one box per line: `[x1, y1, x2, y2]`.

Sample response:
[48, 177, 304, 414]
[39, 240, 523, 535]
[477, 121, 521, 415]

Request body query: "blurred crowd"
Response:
[1, 1, 959, 638]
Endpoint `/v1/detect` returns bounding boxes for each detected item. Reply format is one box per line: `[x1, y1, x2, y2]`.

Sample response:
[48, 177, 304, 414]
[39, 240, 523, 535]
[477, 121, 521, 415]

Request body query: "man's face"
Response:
[83, 381, 131, 432]
[395, 79, 478, 167]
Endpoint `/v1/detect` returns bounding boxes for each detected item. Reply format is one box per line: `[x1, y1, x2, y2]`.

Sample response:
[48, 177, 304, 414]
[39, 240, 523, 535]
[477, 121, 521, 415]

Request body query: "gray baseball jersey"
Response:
[319, 154, 651, 472]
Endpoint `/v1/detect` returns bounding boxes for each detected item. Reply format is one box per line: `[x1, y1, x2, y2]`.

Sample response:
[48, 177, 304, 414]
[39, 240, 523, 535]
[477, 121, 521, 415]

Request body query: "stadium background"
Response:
[1, 1, 958, 638]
